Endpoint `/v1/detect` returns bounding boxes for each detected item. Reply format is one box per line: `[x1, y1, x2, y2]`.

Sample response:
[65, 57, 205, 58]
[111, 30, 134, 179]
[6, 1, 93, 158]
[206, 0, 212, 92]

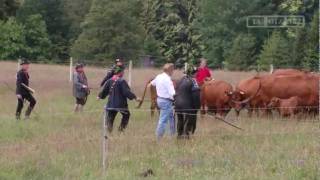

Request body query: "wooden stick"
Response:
[102, 111, 108, 172]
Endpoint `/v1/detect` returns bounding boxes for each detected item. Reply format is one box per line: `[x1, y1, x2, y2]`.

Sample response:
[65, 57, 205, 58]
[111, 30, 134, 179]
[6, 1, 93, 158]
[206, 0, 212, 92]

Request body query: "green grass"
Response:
[0, 62, 319, 179]
[0, 97, 319, 180]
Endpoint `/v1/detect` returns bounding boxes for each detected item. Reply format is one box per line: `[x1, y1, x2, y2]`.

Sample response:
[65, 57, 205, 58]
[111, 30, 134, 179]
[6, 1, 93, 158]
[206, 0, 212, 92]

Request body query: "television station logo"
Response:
[247, 15, 305, 28]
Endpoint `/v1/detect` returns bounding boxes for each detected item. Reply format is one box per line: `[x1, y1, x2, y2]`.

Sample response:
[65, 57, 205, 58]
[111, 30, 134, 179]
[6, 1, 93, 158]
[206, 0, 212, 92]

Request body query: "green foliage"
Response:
[0, 0, 20, 20]
[258, 31, 292, 70]
[225, 34, 257, 71]
[146, 0, 204, 67]
[21, 14, 52, 61]
[71, 0, 144, 62]
[17, 0, 71, 60]
[0, 18, 26, 60]
[303, 12, 319, 71]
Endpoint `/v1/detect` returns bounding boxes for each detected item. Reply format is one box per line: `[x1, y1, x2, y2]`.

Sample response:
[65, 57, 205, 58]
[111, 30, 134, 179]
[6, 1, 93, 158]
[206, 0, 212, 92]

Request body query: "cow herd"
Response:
[138, 69, 319, 119]
[202, 69, 319, 118]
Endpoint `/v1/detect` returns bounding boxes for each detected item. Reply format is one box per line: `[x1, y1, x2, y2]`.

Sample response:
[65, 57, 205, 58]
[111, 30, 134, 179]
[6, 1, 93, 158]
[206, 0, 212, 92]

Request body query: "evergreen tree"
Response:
[0, 0, 20, 20]
[225, 34, 257, 71]
[303, 12, 319, 71]
[146, 0, 204, 67]
[258, 31, 292, 70]
[71, 0, 144, 61]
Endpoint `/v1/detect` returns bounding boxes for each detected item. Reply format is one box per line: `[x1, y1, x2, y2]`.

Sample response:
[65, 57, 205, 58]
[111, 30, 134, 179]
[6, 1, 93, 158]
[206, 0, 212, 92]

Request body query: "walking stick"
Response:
[207, 114, 244, 131]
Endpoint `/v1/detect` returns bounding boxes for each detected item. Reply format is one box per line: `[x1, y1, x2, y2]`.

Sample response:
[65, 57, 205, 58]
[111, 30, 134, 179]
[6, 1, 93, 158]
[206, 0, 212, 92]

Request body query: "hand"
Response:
[82, 85, 88, 89]
[97, 97, 101, 100]
[17, 94, 22, 99]
[135, 97, 142, 102]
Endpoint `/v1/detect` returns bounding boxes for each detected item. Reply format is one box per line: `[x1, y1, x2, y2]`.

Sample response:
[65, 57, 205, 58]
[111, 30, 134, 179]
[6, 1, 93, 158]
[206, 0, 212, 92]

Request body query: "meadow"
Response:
[0, 61, 319, 180]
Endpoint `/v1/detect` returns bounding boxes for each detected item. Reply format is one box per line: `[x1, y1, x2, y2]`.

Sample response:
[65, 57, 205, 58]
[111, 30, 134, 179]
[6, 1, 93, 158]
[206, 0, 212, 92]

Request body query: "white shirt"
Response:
[151, 72, 175, 100]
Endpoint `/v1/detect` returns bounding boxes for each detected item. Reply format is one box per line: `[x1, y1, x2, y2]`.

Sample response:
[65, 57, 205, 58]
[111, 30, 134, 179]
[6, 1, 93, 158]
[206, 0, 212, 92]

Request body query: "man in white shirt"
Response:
[151, 63, 176, 139]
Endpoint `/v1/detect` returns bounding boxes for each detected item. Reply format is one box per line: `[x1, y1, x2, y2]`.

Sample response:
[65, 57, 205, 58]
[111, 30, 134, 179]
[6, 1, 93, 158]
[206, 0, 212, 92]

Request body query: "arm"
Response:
[191, 80, 201, 109]
[100, 70, 114, 87]
[98, 80, 110, 99]
[121, 80, 137, 100]
[167, 80, 176, 99]
[73, 73, 86, 89]
[16, 72, 23, 95]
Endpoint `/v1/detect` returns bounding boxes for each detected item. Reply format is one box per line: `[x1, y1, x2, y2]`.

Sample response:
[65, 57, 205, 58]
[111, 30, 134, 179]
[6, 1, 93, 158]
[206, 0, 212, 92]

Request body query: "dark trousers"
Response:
[105, 109, 130, 132]
[16, 94, 37, 118]
[176, 110, 198, 138]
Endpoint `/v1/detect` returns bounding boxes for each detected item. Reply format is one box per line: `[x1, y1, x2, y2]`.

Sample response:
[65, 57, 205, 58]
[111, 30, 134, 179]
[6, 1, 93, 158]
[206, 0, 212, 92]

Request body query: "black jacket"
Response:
[100, 65, 116, 87]
[175, 76, 201, 110]
[98, 77, 136, 109]
[16, 69, 30, 96]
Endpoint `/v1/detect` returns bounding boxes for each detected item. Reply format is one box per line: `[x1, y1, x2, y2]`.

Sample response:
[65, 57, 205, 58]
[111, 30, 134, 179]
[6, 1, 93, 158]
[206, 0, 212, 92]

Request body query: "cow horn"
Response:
[232, 79, 261, 104]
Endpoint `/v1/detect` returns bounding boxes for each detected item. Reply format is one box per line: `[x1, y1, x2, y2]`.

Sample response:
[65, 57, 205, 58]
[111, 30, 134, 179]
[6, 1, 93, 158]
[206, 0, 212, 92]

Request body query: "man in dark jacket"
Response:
[73, 63, 89, 112]
[175, 65, 201, 138]
[100, 59, 124, 87]
[15, 59, 37, 120]
[98, 66, 140, 132]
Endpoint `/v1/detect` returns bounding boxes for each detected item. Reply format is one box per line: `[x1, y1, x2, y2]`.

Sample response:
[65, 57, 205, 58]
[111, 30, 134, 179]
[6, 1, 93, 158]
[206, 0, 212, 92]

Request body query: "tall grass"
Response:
[0, 62, 319, 180]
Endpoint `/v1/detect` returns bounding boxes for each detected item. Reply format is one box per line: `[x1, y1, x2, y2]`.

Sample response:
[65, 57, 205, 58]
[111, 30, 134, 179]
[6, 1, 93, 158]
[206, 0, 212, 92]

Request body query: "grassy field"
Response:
[0, 61, 319, 180]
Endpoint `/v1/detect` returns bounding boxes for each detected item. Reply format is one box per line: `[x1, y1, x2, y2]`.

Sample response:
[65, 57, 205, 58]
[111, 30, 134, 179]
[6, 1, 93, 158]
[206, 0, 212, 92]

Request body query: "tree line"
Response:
[0, 0, 318, 71]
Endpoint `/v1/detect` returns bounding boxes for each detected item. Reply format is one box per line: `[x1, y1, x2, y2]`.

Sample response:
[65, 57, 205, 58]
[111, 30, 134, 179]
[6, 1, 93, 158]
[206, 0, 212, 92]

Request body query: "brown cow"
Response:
[272, 69, 309, 76]
[232, 73, 319, 117]
[267, 96, 301, 117]
[201, 80, 233, 116]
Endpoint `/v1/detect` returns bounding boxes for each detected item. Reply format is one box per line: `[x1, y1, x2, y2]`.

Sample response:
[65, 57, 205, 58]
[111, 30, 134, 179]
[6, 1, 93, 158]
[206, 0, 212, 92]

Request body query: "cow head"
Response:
[226, 90, 247, 116]
[267, 97, 280, 109]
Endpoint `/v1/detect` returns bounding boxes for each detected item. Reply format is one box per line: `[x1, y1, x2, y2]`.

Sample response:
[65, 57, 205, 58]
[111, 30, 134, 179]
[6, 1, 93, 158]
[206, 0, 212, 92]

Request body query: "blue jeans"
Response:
[156, 98, 175, 139]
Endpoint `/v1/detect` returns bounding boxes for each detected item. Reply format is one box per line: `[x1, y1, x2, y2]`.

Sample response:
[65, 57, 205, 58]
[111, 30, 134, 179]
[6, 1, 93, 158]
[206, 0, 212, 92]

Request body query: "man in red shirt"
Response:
[196, 58, 212, 86]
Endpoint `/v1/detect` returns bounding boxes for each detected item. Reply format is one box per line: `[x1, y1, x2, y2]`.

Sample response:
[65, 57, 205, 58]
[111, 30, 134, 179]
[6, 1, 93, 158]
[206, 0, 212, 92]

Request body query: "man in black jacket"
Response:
[15, 59, 37, 120]
[175, 65, 201, 138]
[100, 59, 124, 87]
[98, 66, 140, 132]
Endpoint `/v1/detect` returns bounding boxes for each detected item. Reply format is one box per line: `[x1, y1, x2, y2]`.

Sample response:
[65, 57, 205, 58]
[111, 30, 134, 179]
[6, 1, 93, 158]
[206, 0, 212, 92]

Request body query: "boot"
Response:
[25, 106, 33, 120]
[16, 112, 21, 120]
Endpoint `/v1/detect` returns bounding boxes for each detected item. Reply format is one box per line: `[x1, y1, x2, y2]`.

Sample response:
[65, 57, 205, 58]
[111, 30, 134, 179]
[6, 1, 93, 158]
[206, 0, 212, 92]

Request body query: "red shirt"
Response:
[196, 67, 211, 85]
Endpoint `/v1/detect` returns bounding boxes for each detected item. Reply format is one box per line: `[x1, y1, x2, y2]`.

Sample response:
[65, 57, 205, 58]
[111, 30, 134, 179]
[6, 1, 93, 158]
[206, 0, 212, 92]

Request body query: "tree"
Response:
[22, 14, 52, 61]
[225, 34, 257, 71]
[0, 0, 20, 20]
[146, 0, 204, 67]
[258, 31, 292, 70]
[71, 0, 144, 61]
[303, 12, 319, 71]
[0, 18, 26, 60]
[17, 0, 71, 60]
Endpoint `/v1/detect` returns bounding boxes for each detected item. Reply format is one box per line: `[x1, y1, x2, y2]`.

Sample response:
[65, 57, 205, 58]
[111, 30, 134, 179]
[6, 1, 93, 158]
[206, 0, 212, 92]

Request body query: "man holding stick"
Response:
[98, 66, 140, 133]
[73, 63, 90, 112]
[15, 59, 37, 120]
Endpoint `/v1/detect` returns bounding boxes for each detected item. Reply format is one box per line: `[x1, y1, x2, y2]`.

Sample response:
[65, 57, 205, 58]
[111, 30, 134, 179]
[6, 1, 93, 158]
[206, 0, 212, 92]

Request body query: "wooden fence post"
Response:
[102, 111, 108, 173]
[69, 57, 73, 82]
[128, 60, 133, 87]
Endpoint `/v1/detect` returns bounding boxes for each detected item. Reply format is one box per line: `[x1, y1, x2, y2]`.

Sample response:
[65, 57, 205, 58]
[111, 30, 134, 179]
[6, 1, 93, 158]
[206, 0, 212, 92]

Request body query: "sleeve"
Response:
[206, 68, 211, 78]
[100, 70, 114, 87]
[150, 77, 157, 86]
[168, 79, 176, 97]
[120, 80, 137, 100]
[16, 72, 23, 95]
[191, 80, 201, 109]
[98, 80, 111, 99]
[73, 73, 84, 90]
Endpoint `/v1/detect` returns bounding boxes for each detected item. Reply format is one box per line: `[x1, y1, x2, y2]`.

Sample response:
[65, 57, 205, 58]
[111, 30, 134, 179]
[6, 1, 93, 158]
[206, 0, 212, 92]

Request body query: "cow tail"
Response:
[136, 78, 154, 108]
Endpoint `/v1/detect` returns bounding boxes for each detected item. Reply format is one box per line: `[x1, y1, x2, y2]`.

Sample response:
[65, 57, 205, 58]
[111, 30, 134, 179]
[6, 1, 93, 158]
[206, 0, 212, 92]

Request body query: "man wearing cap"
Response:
[98, 66, 140, 132]
[150, 63, 176, 139]
[73, 63, 90, 112]
[15, 59, 37, 120]
[175, 65, 201, 138]
[100, 59, 124, 87]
